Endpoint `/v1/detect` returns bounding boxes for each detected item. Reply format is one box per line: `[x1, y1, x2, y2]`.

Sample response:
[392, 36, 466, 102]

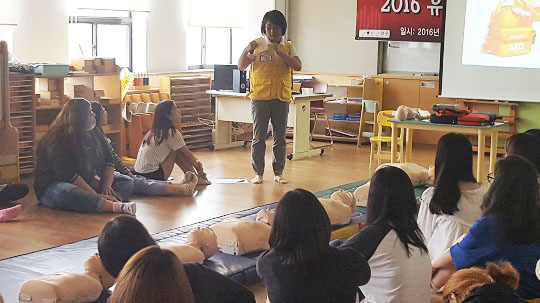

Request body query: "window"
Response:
[0, 25, 14, 52]
[68, 9, 147, 71]
[187, 27, 250, 69]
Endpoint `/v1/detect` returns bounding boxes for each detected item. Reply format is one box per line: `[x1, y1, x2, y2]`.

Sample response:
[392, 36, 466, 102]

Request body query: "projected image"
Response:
[462, 0, 540, 68]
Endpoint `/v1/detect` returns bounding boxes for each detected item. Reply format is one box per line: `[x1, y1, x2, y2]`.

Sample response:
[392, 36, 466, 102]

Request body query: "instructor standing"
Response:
[238, 10, 302, 184]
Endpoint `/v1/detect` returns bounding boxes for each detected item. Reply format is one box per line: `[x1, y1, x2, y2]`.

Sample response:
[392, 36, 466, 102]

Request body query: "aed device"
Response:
[482, 0, 536, 57]
[233, 70, 249, 93]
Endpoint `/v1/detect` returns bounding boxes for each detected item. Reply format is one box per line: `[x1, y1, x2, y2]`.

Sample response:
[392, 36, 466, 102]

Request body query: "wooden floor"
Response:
[1, 141, 494, 302]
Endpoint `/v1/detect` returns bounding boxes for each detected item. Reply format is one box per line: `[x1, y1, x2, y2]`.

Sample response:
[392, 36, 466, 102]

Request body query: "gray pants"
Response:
[251, 99, 289, 176]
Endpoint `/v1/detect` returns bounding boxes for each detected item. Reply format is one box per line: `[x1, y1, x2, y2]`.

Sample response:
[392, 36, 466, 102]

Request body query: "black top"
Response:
[184, 263, 256, 303]
[340, 223, 392, 260]
[464, 283, 528, 303]
[34, 129, 114, 199]
[256, 247, 370, 303]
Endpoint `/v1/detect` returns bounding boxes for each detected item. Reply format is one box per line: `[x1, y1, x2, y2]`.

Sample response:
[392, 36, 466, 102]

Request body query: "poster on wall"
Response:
[356, 0, 444, 42]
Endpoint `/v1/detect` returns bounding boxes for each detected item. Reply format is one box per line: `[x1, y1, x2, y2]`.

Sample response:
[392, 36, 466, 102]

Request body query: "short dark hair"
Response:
[525, 128, 540, 140]
[367, 166, 428, 257]
[97, 215, 156, 277]
[430, 133, 477, 215]
[482, 156, 540, 245]
[260, 10, 287, 36]
[269, 189, 331, 267]
[505, 132, 540, 174]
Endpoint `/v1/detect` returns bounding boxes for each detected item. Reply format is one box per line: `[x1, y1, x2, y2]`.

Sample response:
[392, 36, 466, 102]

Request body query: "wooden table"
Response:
[389, 119, 505, 181]
[207, 90, 332, 160]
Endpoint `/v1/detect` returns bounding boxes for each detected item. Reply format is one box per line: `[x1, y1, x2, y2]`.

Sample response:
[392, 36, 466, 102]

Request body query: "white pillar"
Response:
[13, 0, 69, 63]
[146, 0, 188, 72]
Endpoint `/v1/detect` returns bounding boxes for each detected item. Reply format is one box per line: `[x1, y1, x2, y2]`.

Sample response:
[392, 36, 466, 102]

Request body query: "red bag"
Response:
[458, 113, 491, 126]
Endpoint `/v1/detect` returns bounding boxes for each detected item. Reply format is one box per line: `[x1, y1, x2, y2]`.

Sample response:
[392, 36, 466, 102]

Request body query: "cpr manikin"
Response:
[394, 105, 431, 121]
[18, 228, 219, 303]
[354, 163, 434, 206]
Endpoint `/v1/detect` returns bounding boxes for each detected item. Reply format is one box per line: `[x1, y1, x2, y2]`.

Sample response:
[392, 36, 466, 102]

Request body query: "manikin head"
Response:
[186, 227, 218, 258]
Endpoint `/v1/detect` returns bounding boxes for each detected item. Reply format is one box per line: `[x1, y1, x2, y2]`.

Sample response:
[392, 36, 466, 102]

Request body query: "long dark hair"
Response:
[37, 98, 92, 170]
[367, 166, 428, 257]
[430, 133, 477, 215]
[505, 132, 540, 174]
[269, 189, 331, 268]
[90, 101, 105, 132]
[481, 156, 540, 245]
[98, 215, 157, 277]
[143, 100, 177, 146]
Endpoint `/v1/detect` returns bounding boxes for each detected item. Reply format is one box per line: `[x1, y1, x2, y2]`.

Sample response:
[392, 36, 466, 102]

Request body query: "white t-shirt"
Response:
[134, 129, 186, 174]
[361, 230, 431, 303]
[417, 184, 487, 260]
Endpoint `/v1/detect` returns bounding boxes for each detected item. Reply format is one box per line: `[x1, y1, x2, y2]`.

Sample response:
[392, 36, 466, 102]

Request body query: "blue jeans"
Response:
[40, 174, 135, 213]
[124, 173, 168, 196]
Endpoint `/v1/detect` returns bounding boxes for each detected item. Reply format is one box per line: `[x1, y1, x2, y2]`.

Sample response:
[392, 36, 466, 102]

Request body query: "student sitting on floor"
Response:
[340, 166, 431, 303]
[134, 100, 211, 185]
[34, 98, 135, 215]
[109, 245, 195, 303]
[417, 133, 486, 260]
[98, 215, 255, 303]
[431, 156, 540, 300]
[256, 189, 371, 303]
[442, 262, 527, 303]
[90, 102, 198, 197]
[0, 183, 29, 222]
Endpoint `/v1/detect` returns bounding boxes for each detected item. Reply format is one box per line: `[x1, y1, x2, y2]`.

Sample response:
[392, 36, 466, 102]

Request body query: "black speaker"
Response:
[233, 70, 249, 93]
[214, 64, 237, 91]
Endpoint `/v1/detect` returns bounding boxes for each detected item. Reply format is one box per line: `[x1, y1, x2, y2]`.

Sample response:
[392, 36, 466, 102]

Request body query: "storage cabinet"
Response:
[160, 76, 214, 150]
[308, 77, 383, 143]
[35, 73, 123, 155]
[9, 73, 35, 174]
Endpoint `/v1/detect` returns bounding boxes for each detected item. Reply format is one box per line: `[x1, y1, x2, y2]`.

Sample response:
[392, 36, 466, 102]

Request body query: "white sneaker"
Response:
[273, 175, 288, 184]
[251, 175, 263, 184]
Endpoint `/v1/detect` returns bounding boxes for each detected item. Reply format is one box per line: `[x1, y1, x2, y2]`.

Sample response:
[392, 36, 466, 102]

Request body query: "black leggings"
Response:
[0, 183, 29, 205]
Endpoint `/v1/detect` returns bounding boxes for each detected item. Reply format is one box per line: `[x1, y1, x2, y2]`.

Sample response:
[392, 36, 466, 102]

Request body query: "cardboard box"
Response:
[37, 79, 58, 91]
[38, 91, 59, 99]
[94, 90, 105, 98]
[71, 58, 95, 68]
[102, 58, 116, 67]
[95, 65, 107, 74]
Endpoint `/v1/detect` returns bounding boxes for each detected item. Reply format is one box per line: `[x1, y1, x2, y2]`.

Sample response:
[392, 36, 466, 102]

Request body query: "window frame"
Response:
[68, 15, 133, 70]
[188, 27, 233, 70]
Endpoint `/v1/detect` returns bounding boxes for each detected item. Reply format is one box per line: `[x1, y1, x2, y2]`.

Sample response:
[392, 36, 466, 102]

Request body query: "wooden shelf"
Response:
[35, 73, 123, 156]
[9, 73, 36, 174]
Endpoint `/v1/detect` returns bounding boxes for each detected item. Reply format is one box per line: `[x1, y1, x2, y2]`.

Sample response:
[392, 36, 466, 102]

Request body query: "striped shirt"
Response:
[134, 129, 186, 174]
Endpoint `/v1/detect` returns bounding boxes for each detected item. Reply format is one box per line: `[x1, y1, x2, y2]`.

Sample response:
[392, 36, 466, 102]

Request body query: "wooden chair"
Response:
[357, 100, 380, 146]
[369, 110, 404, 175]
[300, 81, 333, 147]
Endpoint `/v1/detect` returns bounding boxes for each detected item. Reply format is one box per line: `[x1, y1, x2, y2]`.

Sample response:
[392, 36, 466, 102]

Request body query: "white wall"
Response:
[288, 0, 378, 75]
[146, 0, 188, 72]
[13, 0, 69, 63]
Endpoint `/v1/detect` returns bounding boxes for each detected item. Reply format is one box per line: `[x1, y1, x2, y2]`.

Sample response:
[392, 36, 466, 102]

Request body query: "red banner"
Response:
[356, 0, 444, 42]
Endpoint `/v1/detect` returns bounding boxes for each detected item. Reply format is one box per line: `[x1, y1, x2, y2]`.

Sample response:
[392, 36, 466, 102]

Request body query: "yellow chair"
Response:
[369, 110, 404, 175]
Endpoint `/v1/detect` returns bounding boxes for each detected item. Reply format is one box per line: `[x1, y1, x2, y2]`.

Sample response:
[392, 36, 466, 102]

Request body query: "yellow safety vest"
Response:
[249, 41, 293, 102]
